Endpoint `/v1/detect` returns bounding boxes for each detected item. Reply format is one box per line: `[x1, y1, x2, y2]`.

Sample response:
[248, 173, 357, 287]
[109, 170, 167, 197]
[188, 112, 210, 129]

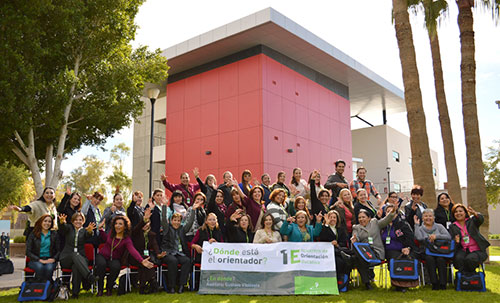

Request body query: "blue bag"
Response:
[18, 280, 51, 301]
[337, 273, 348, 292]
[425, 239, 455, 258]
[389, 257, 418, 280]
[353, 242, 381, 265]
[455, 271, 486, 292]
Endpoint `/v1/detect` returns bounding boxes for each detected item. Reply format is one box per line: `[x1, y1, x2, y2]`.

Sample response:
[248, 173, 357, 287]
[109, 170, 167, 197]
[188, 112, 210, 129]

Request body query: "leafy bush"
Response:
[13, 236, 25, 243]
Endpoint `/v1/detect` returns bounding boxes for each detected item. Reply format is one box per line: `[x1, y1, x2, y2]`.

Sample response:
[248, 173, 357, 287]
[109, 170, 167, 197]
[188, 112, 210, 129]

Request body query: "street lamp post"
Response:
[147, 88, 160, 198]
[386, 167, 391, 193]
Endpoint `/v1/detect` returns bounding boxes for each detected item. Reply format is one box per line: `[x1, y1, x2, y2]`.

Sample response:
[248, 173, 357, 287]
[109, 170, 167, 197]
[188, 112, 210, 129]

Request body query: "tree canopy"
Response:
[0, 0, 169, 195]
[484, 141, 500, 206]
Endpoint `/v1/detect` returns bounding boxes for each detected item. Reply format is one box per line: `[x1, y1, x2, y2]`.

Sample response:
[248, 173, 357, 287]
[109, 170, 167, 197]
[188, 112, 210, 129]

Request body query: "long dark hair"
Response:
[437, 192, 454, 209]
[38, 187, 56, 203]
[291, 168, 301, 186]
[68, 192, 82, 210]
[110, 215, 131, 239]
[169, 190, 188, 212]
[33, 214, 54, 238]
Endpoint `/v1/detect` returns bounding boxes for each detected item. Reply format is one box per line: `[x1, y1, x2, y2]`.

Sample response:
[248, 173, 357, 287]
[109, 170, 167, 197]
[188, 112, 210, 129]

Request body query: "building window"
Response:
[394, 183, 401, 192]
[409, 157, 412, 166]
[433, 168, 437, 176]
[392, 151, 400, 162]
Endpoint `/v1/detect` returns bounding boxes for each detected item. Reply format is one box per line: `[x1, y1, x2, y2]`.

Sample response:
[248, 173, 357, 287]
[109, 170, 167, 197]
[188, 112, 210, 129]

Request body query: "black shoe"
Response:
[178, 287, 184, 294]
[167, 287, 175, 294]
[365, 282, 373, 290]
[440, 284, 447, 290]
[432, 284, 439, 290]
[96, 290, 103, 297]
[71, 293, 79, 299]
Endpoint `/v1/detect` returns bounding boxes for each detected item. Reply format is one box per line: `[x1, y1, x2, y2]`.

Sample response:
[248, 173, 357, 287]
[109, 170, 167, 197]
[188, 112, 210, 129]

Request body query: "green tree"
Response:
[66, 155, 107, 196]
[392, 0, 437, 205]
[0, 162, 33, 209]
[410, 0, 463, 205]
[106, 143, 132, 199]
[455, 0, 499, 235]
[0, 0, 169, 196]
[484, 141, 500, 206]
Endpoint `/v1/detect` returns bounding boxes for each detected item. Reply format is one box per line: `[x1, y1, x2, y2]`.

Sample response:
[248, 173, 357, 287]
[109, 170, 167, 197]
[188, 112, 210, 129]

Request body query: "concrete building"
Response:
[133, 7, 407, 196]
[352, 125, 439, 194]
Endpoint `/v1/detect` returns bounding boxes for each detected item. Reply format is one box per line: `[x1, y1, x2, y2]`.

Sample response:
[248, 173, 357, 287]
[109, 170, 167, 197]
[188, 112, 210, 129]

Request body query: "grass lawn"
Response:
[2, 262, 500, 303]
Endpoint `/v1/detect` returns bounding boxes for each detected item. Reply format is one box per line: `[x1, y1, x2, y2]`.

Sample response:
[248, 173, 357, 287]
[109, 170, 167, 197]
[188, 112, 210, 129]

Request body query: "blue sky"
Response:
[61, 0, 500, 188]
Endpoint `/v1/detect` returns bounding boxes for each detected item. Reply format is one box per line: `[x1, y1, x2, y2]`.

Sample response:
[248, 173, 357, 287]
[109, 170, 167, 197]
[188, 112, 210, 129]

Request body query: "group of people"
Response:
[0, 232, 9, 258]
[10, 159, 490, 297]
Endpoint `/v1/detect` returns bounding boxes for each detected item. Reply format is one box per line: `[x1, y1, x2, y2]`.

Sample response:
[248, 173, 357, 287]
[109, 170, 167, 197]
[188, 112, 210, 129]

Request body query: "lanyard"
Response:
[144, 231, 149, 249]
[445, 209, 450, 221]
[110, 238, 122, 260]
[245, 231, 249, 243]
[386, 224, 392, 237]
[209, 228, 213, 239]
[74, 228, 81, 250]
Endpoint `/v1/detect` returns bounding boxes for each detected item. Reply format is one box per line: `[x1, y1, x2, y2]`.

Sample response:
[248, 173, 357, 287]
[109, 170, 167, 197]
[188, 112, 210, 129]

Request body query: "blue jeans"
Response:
[28, 260, 56, 281]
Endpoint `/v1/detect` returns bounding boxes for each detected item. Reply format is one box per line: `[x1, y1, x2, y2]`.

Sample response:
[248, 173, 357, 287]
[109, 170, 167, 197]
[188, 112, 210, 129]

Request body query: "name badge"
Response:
[463, 235, 470, 244]
[446, 222, 451, 229]
[368, 237, 373, 244]
[144, 250, 149, 257]
[74, 248, 78, 253]
[385, 237, 391, 245]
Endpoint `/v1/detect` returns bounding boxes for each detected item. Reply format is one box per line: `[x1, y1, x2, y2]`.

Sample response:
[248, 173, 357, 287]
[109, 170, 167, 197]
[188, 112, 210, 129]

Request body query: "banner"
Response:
[198, 242, 338, 295]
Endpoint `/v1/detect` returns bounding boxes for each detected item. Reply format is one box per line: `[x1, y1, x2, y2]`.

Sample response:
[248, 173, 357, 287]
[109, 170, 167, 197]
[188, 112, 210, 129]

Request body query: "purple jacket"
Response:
[162, 179, 200, 206]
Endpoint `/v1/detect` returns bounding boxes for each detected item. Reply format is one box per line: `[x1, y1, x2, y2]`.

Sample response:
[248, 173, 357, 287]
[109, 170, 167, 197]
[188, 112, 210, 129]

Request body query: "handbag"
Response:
[389, 254, 419, 288]
[425, 239, 455, 258]
[18, 280, 52, 302]
[455, 271, 486, 292]
[352, 242, 381, 265]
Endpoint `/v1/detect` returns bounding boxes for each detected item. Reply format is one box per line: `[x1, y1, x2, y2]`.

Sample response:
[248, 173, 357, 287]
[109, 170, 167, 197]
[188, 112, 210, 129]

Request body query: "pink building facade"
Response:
[165, 48, 351, 184]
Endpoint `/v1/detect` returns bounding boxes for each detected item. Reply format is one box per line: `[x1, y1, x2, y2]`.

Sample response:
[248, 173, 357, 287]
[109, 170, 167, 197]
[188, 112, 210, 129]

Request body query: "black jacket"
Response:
[449, 214, 490, 253]
[319, 224, 349, 249]
[404, 200, 428, 230]
[197, 177, 216, 204]
[59, 223, 92, 261]
[160, 206, 195, 255]
[26, 231, 60, 262]
[434, 204, 455, 229]
[57, 193, 79, 219]
[353, 201, 378, 223]
[226, 221, 255, 243]
[206, 189, 226, 232]
[217, 183, 234, 206]
[127, 202, 144, 229]
[310, 179, 330, 217]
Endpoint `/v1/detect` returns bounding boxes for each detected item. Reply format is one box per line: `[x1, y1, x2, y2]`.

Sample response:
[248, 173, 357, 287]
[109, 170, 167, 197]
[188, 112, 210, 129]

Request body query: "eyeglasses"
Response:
[389, 196, 398, 199]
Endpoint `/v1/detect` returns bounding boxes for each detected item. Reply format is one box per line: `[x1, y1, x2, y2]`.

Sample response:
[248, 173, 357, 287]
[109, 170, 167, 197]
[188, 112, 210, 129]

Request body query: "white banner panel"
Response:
[201, 242, 335, 272]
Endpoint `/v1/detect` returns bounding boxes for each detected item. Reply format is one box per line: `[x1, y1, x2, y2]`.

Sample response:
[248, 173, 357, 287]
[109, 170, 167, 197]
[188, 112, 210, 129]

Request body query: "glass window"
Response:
[392, 151, 400, 162]
[433, 168, 437, 176]
[409, 157, 412, 166]
[394, 183, 401, 192]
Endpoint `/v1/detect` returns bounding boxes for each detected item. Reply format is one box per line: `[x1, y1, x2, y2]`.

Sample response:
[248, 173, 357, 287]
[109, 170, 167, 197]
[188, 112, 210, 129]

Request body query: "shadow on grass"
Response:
[2, 264, 499, 303]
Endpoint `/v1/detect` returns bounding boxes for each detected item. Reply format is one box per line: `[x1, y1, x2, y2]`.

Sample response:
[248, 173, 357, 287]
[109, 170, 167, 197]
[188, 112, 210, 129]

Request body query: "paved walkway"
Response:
[0, 257, 23, 290]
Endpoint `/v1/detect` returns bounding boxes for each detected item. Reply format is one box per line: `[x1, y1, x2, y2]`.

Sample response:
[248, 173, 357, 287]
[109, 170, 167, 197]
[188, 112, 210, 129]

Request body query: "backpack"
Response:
[337, 273, 349, 292]
[0, 258, 14, 275]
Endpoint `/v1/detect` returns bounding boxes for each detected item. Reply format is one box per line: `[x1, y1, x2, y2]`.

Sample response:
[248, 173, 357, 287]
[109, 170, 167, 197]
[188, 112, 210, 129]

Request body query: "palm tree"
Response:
[456, 0, 499, 235]
[392, 0, 437, 205]
[411, 0, 463, 205]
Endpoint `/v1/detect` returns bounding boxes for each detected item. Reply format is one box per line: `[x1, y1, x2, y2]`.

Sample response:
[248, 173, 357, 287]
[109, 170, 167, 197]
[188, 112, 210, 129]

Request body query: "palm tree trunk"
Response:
[428, 31, 463, 204]
[456, 0, 489, 236]
[393, 0, 437, 206]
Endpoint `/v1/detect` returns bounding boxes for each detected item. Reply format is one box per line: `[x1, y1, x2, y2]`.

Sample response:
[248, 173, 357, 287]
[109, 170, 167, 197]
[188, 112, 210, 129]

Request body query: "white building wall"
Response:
[352, 125, 440, 195]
